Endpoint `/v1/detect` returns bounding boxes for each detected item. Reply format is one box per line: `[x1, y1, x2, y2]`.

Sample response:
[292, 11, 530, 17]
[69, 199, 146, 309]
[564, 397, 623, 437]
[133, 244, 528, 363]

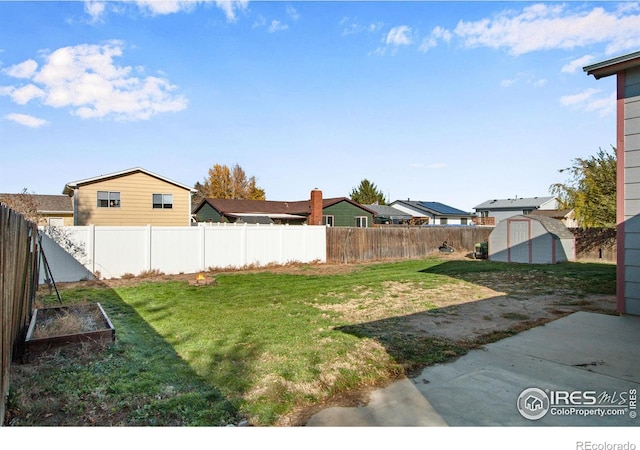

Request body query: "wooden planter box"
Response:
[24, 303, 115, 360]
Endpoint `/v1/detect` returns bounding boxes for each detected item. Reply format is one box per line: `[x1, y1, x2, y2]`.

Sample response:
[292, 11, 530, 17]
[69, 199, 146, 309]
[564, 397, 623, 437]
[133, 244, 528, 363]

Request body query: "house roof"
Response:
[0, 193, 73, 214]
[584, 50, 640, 80]
[473, 196, 556, 210]
[194, 197, 377, 217]
[530, 209, 573, 219]
[366, 204, 412, 219]
[391, 200, 471, 217]
[63, 167, 196, 195]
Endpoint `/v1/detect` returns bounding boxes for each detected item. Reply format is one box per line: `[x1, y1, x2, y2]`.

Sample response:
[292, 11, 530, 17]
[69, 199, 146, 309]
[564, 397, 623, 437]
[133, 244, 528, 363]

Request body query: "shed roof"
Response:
[473, 196, 555, 210]
[512, 215, 575, 240]
[63, 167, 196, 195]
[584, 50, 640, 79]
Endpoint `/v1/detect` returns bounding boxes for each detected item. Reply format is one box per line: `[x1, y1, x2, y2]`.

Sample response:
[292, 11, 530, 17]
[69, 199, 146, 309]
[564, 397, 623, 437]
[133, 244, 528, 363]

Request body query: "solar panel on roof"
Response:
[418, 201, 468, 215]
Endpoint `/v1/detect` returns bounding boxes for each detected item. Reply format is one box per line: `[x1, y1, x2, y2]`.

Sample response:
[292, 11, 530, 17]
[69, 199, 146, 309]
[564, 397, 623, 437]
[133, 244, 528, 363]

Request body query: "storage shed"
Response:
[489, 215, 575, 264]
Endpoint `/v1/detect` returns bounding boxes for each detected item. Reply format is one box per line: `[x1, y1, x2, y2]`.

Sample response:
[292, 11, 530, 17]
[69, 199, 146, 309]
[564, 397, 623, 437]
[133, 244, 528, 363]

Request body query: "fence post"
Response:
[199, 225, 206, 272]
[145, 224, 152, 272]
[87, 224, 95, 275]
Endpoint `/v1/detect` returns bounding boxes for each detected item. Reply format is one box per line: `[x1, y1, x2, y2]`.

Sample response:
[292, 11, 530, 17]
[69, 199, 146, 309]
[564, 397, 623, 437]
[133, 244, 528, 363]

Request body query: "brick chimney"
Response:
[309, 189, 323, 225]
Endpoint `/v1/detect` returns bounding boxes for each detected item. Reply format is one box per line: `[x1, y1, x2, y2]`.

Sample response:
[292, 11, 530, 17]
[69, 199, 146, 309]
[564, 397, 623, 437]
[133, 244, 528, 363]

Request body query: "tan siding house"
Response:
[63, 168, 196, 226]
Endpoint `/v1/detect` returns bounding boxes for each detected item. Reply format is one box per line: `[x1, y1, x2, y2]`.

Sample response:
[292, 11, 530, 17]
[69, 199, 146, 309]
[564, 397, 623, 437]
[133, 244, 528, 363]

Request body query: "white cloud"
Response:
[2, 42, 187, 121]
[5, 113, 48, 128]
[286, 5, 299, 21]
[428, 163, 447, 169]
[340, 17, 384, 36]
[268, 20, 288, 33]
[562, 55, 596, 73]
[386, 26, 412, 46]
[560, 88, 600, 106]
[453, 3, 640, 56]
[419, 26, 452, 53]
[500, 72, 546, 88]
[84, 1, 106, 23]
[83, 1, 248, 22]
[3, 59, 38, 78]
[560, 88, 615, 117]
[3, 84, 46, 105]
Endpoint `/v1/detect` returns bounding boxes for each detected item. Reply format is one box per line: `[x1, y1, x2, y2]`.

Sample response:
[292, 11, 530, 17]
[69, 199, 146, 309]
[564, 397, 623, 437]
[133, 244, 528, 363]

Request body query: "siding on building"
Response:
[71, 171, 193, 226]
[624, 66, 640, 314]
[323, 201, 374, 227]
[195, 203, 225, 223]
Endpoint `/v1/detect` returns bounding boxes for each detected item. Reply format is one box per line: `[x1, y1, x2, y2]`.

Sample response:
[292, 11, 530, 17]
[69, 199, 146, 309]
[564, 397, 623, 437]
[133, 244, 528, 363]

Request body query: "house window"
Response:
[440, 217, 448, 225]
[523, 209, 533, 215]
[322, 215, 334, 226]
[355, 216, 367, 227]
[97, 191, 120, 208]
[153, 193, 173, 209]
[461, 218, 468, 225]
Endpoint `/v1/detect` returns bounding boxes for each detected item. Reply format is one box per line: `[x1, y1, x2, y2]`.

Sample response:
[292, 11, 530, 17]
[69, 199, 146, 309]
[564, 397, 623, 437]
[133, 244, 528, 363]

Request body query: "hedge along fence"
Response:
[1, 204, 40, 425]
[326, 226, 493, 263]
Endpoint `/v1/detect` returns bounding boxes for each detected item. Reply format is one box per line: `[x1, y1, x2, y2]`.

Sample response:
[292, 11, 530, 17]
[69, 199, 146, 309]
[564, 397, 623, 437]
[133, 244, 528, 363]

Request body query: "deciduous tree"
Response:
[550, 147, 617, 228]
[194, 163, 266, 203]
[349, 179, 387, 205]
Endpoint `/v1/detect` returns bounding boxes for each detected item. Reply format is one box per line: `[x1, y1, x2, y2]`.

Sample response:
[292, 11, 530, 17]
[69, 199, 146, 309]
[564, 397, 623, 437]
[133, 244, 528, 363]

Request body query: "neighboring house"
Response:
[389, 200, 474, 225]
[193, 190, 377, 227]
[0, 193, 73, 226]
[530, 209, 579, 228]
[62, 167, 196, 226]
[585, 50, 640, 315]
[366, 204, 413, 225]
[473, 196, 558, 226]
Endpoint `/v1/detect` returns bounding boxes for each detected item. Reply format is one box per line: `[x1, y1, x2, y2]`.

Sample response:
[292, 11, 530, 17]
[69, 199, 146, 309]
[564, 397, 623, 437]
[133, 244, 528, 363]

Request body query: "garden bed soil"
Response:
[24, 303, 115, 361]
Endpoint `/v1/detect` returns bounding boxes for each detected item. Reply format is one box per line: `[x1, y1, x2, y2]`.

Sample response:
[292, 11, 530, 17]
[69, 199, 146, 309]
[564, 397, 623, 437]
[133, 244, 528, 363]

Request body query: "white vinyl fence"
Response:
[39, 224, 326, 283]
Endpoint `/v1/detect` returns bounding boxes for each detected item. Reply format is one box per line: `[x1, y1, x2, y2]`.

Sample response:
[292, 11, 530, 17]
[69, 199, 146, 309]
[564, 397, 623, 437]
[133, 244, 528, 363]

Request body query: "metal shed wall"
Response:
[489, 215, 575, 264]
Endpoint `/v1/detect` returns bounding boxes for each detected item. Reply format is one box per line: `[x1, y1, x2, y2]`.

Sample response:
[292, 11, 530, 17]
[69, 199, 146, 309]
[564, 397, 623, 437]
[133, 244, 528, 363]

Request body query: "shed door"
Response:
[508, 220, 531, 263]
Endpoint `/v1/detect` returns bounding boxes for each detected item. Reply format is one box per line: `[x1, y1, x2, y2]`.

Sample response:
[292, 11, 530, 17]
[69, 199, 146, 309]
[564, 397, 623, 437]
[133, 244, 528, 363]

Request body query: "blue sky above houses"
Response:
[0, 1, 632, 211]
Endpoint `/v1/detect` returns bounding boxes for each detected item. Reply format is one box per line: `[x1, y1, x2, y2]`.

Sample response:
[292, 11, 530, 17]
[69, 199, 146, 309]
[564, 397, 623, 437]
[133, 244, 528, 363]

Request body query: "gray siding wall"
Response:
[624, 66, 640, 314]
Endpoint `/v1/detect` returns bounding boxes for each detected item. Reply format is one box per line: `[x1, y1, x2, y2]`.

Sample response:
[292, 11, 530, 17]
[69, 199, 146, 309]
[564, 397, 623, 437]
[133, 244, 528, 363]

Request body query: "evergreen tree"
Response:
[350, 179, 387, 205]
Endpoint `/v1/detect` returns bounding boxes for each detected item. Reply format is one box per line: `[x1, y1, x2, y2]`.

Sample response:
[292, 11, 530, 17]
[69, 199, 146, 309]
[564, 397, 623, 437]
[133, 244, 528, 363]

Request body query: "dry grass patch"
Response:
[312, 280, 502, 323]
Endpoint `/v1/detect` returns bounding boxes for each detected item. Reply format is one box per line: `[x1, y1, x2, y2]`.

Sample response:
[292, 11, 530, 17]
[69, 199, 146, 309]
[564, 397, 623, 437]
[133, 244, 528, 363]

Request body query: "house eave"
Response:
[584, 50, 640, 79]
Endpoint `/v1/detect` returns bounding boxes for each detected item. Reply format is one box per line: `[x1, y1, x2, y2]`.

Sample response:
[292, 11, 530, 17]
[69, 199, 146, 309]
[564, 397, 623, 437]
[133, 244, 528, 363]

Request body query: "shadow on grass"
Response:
[338, 259, 617, 378]
[419, 259, 616, 297]
[5, 280, 244, 426]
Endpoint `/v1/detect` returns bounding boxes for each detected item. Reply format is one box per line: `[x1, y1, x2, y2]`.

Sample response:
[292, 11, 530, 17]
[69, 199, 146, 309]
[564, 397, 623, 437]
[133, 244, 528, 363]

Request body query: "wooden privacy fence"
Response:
[327, 226, 493, 263]
[1, 204, 40, 425]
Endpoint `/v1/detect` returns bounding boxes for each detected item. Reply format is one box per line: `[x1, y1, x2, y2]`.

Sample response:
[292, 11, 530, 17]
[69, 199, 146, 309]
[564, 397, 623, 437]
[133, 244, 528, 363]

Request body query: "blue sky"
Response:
[0, 1, 633, 212]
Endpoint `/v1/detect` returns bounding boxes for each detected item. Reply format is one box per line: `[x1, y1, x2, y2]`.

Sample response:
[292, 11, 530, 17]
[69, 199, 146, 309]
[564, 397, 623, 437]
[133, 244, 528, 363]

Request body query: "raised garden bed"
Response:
[24, 303, 115, 360]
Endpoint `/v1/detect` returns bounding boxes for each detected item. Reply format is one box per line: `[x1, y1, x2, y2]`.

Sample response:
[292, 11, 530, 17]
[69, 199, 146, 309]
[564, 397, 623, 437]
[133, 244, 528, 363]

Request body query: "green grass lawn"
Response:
[7, 257, 616, 426]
